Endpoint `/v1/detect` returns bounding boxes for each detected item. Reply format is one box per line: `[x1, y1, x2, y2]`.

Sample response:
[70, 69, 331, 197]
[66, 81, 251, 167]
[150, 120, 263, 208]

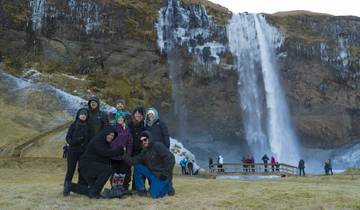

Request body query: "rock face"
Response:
[1, 1, 360, 156]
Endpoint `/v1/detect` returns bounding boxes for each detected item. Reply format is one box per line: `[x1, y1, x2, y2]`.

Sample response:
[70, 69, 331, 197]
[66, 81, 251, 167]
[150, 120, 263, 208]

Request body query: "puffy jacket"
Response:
[65, 108, 90, 152]
[87, 96, 109, 139]
[145, 119, 170, 148]
[124, 131, 175, 179]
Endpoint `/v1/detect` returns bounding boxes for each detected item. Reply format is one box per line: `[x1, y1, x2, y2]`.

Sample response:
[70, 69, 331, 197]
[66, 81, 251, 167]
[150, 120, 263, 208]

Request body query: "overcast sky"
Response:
[209, 0, 360, 17]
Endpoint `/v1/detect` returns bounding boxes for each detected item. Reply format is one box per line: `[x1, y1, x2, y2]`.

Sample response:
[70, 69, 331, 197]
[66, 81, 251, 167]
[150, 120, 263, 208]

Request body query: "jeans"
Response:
[133, 164, 170, 198]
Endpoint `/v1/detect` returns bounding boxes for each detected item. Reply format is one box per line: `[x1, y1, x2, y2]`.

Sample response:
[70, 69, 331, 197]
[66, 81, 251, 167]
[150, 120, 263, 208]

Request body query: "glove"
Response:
[159, 174, 168, 181]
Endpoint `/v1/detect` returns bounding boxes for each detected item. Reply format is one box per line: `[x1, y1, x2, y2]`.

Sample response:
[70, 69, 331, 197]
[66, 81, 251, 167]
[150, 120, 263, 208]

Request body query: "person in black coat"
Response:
[128, 107, 146, 157]
[298, 159, 305, 176]
[87, 96, 109, 140]
[144, 107, 170, 148]
[262, 154, 269, 172]
[63, 108, 90, 196]
[70, 126, 124, 199]
[123, 131, 175, 198]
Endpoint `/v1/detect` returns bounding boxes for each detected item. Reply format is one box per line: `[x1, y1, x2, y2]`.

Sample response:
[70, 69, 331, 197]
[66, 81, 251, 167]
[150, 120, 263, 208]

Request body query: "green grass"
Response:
[1, 158, 360, 210]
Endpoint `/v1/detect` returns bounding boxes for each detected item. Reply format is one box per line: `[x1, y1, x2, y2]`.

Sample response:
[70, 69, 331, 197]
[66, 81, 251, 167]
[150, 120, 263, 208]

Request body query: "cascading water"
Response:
[228, 13, 300, 164]
[227, 14, 269, 159]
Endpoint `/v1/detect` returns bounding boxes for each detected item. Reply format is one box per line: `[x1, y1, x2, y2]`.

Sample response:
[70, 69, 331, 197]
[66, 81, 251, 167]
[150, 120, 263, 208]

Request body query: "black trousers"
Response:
[65, 150, 87, 185]
[110, 159, 132, 189]
[299, 168, 305, 176]
[80, 161, 113, 195]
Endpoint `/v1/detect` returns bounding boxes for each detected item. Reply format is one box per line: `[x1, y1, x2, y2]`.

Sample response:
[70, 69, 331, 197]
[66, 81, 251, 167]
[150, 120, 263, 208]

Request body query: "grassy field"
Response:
[1, 158, 360, 210]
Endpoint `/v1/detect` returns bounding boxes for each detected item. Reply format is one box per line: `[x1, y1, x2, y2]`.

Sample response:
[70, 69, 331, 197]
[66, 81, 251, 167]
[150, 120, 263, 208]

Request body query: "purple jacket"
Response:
[111, 125, 133, 160]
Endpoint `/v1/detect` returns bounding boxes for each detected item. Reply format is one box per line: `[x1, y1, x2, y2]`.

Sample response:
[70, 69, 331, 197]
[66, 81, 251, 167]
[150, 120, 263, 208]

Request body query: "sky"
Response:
[208, 0, 360, 17]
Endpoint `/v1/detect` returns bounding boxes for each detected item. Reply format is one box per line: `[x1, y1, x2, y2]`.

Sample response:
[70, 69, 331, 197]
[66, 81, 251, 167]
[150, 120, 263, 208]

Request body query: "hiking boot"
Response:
[168, 187, 175, 196]
[63, 181, 71, 196]
[88, 192, 104, 199]
[137, 189, 148, 197]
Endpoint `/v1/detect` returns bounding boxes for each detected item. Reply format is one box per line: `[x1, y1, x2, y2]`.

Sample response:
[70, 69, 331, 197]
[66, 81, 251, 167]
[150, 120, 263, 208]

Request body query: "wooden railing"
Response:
[208, 163, 298, 175]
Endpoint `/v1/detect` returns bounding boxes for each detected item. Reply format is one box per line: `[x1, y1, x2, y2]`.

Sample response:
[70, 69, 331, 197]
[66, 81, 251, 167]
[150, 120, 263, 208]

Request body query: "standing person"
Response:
[144, 107, 170, 148]
[63, 108, 90, 196]
[208, 157, 213, 172]
[298, 159, 305, 176]
[324, 160, 330, 175]
[128, 107, 146, 190]
[87, 96, 109, 140]
[262, 154, 269, 172]
[328, 159, 334, 175]
[144, 107, 174, 195]
[112, 99, 131, 126]
[180, 157, 188, 175]
[123, 131, 175, 199]
[70, 126, 124, 198]
[250, 156, 255, 172]
[218, 155, 224, 172]
[271, 156, 276, 172]
[275, 162, 280, 172]
[187, 160, 194, 176]
[110, 115, 133, 190]
[128, 107, 145, 157]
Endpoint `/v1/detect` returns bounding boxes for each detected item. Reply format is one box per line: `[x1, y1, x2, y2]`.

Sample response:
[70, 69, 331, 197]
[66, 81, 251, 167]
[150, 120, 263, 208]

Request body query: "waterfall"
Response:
[30, 0, 46, 30]
[228, 13, 300, 164]
[227, 14, 269, 159]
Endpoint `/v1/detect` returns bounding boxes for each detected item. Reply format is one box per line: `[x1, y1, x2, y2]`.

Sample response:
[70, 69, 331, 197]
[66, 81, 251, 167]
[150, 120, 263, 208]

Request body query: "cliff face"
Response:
[268, 12, 360, 148]
[1, 1, 360, 151]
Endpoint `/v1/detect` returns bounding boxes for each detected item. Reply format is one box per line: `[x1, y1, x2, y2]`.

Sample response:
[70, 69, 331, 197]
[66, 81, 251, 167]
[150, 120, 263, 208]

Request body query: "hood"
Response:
[88, 96, 100, 111]
[145, 107, 159, 127]
[75, 108, 89, 122]
[94, 125, 118, 143]
[139, 130, 153, 146]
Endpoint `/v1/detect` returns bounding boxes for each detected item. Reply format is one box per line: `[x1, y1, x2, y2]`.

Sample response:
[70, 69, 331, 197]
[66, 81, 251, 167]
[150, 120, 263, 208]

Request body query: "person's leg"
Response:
[64, 150, 78, 196]
[88, 163, 113, 197]
[133, 164, 150, 192]
[118, 160, 131, 190]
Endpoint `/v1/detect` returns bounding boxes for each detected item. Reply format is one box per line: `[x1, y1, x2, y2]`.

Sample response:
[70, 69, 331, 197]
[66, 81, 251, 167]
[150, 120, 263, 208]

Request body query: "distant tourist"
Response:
[187, 160, 194, 176]
[271, 156, 276, 172]
[217, 155, 224, 172]
[208, 157, 213, 172]
[63, 108, 90, 196]
[328, 159, 334, 175]
[298, 159, 305, 176]
[275, 162, 280, 172]
[250, 156, 255, 172]
[324, 159, 333, 175]
[180, 157, 188, 175]
[262, 154, 269, 172]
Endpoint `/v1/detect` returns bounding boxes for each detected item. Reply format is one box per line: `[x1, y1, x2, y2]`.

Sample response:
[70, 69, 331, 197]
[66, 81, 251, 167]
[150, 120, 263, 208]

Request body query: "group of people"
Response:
[298, 159, 335, 176]
[62, 97, 175, 199]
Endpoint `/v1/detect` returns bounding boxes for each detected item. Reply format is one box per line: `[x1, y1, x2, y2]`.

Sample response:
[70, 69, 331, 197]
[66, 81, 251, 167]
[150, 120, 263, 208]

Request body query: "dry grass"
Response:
[1, 158, 360, 210]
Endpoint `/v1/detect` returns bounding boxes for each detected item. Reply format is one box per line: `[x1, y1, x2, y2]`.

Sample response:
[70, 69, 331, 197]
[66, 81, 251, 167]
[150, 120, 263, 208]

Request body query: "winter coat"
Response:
[298, 160, 305, 169]
[262, 155, 269, 163]
[145, 119, 170, 148]
[110, 124, 133, 160]
[271, 157, 276, 165]
[123, 131, 175, 179]
[128, 120, 145, 156]
[180, 159, 188, 167]
[80, 126, 124, 165]
[65, 108, 90, 152]
[87, 96, 109, 139]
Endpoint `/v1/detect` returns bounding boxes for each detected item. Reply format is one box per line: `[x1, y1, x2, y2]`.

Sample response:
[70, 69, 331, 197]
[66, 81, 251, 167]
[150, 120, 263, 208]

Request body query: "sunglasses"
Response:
[140, 138, 148, 142]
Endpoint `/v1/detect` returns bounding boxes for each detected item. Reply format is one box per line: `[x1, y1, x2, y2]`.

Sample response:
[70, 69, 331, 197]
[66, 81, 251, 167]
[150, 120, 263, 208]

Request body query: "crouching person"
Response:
[70, 126, 124, 199]
[123, 131, 175, 199]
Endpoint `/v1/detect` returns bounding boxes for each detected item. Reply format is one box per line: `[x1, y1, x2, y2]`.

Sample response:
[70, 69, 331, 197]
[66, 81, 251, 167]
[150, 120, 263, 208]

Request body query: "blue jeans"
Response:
[134, 164, 170, 198]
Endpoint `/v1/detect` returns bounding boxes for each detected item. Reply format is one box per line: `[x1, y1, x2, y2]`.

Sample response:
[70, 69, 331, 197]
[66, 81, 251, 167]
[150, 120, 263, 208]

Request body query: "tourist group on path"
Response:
[62, 96, 175, 199]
